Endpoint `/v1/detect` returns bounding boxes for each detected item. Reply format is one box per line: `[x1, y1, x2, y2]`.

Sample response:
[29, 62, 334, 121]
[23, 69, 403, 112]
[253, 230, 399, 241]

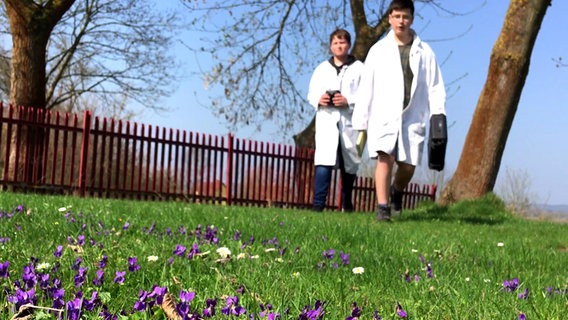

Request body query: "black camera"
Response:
[326, 90, 340, 106]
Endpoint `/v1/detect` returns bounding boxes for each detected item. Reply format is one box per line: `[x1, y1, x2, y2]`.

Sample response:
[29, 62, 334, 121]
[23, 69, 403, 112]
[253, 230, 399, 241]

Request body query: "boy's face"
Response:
[330, 36, 350, 59]
[388, 8, 414, 38]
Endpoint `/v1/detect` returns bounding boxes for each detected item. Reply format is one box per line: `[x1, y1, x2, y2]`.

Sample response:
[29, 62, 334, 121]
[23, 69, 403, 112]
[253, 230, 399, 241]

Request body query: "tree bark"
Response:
[4, 0, 75, 184]
[439, 0, 550, 205]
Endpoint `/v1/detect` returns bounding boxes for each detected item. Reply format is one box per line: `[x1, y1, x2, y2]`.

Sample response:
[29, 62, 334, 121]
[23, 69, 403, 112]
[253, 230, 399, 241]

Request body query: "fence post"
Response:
[226, 133, 234, 206]
[430, 184, 438, 202]
[78, 110, 92, 197]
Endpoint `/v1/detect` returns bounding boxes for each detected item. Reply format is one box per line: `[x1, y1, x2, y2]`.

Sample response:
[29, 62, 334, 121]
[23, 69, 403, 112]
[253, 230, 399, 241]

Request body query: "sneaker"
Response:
[376, 205, 391, 221]
[390, 187, 404, 214]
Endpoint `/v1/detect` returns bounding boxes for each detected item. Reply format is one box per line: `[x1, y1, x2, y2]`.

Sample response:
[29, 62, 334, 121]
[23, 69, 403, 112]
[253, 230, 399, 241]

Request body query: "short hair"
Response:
[387, 0, 415, 16]
[329, 29, 351, 46]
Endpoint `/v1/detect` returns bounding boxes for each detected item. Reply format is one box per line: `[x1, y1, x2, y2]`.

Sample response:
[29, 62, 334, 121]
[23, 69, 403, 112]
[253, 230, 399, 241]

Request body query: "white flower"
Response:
[497, 242, 504, 247]
[411, 249, 419, 253]
[237, 253, 247, 260]
[265, 248, 276, 252]
[465, 277, 470, 282]
[352, 267, 365, 274]
[58, 207, 68, 212]
[147, 255, 158, 262]
[216, 247, 231, 258]
[36, 262, 51, 272]
[292, 272, 300, 278]
[250, 255, 259, 259]
[275, 258, 284, 263]
[484, 279, 491, 283]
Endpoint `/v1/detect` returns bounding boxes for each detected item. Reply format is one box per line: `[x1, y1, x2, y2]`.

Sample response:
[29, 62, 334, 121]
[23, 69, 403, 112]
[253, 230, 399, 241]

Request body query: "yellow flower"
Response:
[292, 272, 300, 278]
[237, 253, 247, 260]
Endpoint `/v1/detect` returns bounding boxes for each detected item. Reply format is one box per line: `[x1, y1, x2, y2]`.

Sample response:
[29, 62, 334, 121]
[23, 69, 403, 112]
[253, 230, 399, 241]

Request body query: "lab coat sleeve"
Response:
[426, 51, 446, 116]
[352, 55, 375, 131]
[307, 64, 325, 110]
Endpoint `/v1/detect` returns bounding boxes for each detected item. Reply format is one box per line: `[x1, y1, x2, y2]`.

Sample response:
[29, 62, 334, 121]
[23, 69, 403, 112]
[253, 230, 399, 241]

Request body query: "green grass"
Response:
[0, 192, 567, 319]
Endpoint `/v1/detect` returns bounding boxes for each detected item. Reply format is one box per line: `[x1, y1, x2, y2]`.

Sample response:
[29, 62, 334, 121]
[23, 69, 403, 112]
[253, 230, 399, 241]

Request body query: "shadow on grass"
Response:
[400, 193, 514, 225]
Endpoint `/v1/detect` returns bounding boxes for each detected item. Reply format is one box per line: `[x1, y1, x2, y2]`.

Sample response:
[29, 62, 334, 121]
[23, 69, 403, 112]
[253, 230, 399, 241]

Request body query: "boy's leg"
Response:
[313, 165, 333, 211]
[391, 162, 416, 213]
[341, 171, 357, 212]
[375, 152, 395, 220]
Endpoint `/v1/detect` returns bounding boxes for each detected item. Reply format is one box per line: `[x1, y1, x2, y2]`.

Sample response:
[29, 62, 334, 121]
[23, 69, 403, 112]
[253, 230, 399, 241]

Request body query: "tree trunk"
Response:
[4, 0, 75, 185]
[439, 0, 550, 205]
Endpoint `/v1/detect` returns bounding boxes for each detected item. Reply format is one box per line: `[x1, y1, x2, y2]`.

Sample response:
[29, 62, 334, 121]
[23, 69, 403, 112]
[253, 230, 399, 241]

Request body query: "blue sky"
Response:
[145, 1, 568, 205]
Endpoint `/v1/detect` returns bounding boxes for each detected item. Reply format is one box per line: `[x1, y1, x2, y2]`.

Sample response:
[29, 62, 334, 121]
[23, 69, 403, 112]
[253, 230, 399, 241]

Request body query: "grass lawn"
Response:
[1, 192, 567, 319]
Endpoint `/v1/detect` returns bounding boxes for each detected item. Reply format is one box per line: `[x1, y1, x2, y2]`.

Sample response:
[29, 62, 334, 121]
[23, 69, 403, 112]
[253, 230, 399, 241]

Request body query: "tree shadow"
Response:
[400, 195, 512, 225]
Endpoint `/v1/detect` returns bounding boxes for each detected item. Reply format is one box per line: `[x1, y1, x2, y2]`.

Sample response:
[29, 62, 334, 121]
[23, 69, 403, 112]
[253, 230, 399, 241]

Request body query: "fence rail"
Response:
[0, 103, 436, 212]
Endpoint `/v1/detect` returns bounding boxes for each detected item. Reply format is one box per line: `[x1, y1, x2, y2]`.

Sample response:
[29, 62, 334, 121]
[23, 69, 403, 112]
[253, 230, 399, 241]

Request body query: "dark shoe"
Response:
[312, 205, 324, 212]
[390, 187, 404, 214]
[376, 205, 391, 221]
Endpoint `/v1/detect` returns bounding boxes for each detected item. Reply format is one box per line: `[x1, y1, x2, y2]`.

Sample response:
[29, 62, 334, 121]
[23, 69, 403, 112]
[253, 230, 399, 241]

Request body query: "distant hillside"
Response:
[542, 204, 568, 215]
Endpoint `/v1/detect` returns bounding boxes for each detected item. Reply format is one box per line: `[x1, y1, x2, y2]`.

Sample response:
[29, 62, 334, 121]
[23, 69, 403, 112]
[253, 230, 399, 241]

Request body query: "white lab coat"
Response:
[308, 57, 364, 174]
[352, 30, 446, 166]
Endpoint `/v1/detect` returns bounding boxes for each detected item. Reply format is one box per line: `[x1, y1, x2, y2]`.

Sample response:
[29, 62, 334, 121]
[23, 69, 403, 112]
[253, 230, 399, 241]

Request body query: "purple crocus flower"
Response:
[173, 245, 187, 257]
[0, 261, 9, 278]
[259, 303, 280, 320]
[22, 265, 37, 289]
[71, 257, 82, 270]
[84, 291, 100, 311]
[221, 295, 246, 316]
[53, 245, 63, 258]
[187, 243, 201, 260]
[93, 269, 105, 286]
[66, 297, 83, 320]
[346, 302, 362, 320]
[133, 290, 149, 312]
[396, 302, 407, 318]
[518, 312, 526, 320]
[74, 267, 88, 288]
[128, 256, 140, 272]
[518, 288, 529, 299]
[122, 222, 130, 230]
[51, 287, 65, 310]
[372, 310, 383, 320]
[426, 262, 434, 278]
[8, 288, 37, 310]
[203, 298, 217, 317]
[237, 284, 246, 295]
[39, 273, 50, 290]
[99, 255, 108, 269]
[114, 271, 126, 284]
[148, 285, 167, 305]
[503, 278, 520, 292]
[77, 235, 85, 246]
[340, 251, 350, 265]
[177, 290, 196, 317]
[323, 249, 335, 259]
[299, 300, 325, 320]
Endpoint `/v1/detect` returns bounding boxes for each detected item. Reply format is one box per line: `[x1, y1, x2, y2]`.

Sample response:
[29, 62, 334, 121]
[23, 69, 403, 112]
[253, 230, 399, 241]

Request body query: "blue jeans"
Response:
[313, 165, 356, 211]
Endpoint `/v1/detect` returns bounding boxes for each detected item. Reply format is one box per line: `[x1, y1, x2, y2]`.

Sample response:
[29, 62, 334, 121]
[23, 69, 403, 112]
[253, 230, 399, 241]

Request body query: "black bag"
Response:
[428, 114, 447, 171]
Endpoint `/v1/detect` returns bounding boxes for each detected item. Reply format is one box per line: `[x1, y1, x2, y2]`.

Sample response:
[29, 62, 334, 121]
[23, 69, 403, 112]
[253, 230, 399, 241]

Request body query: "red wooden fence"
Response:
[0, 103, 436, 212]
